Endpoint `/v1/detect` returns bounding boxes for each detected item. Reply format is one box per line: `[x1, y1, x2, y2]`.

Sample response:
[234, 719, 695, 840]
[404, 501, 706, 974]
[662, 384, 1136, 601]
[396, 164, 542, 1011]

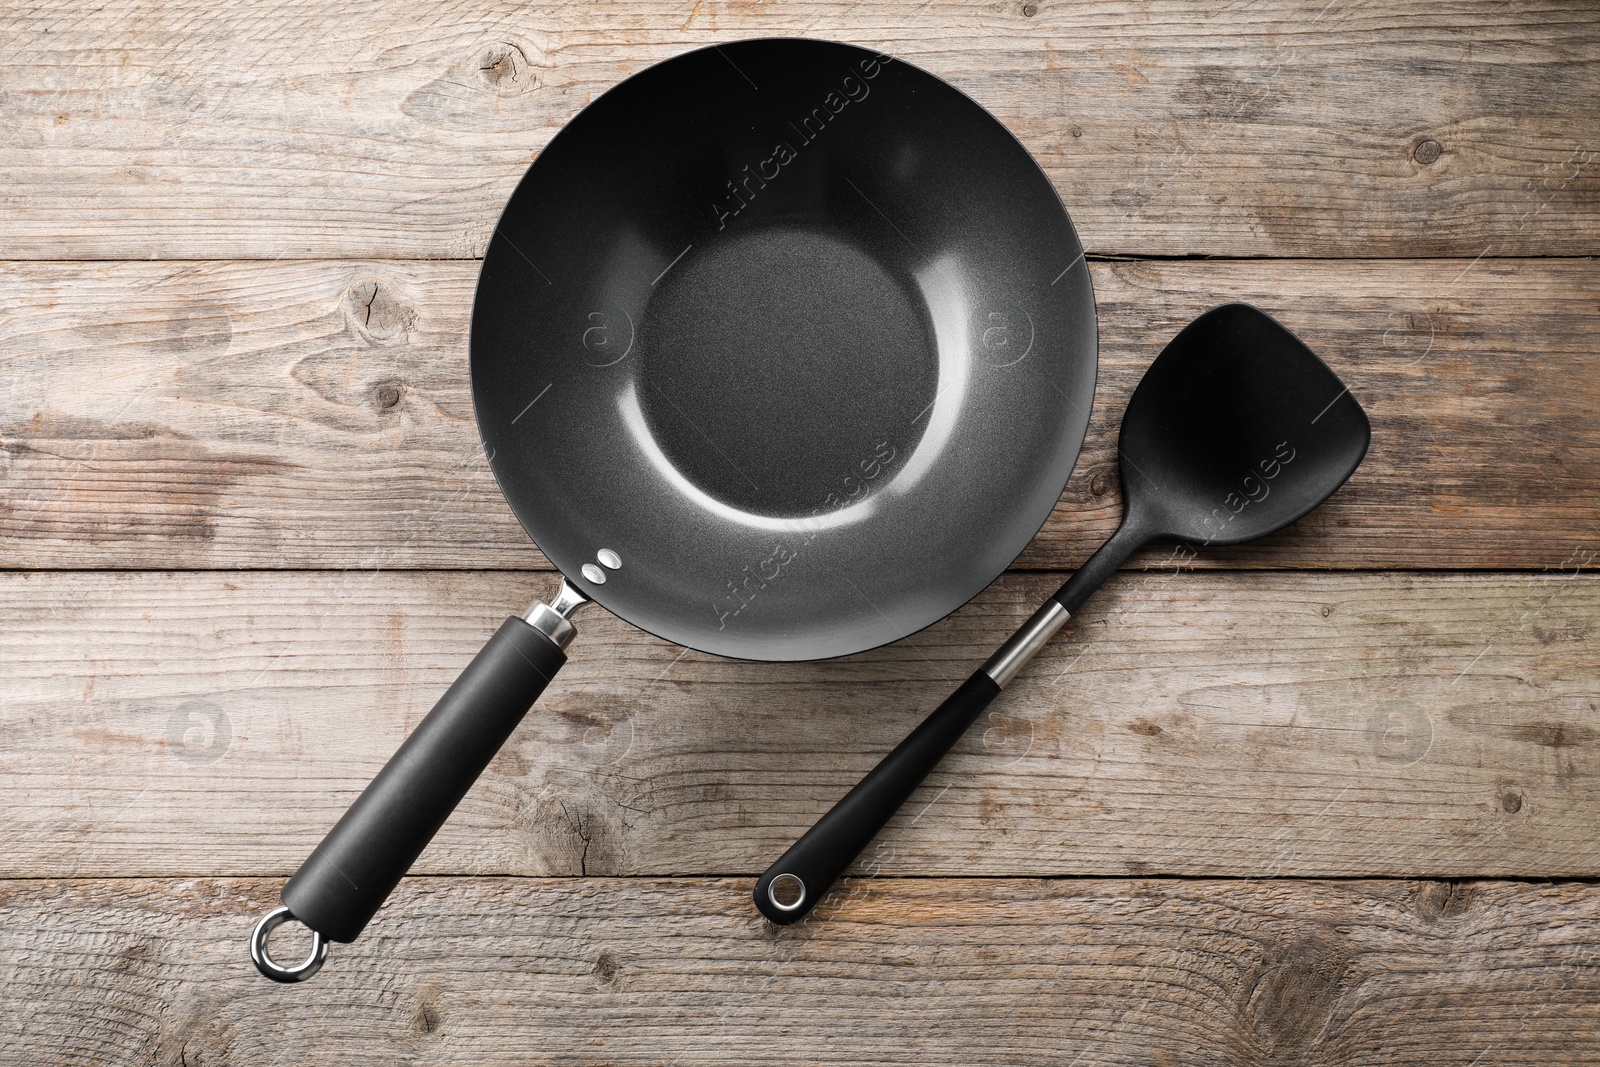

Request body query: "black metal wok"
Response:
[250, 38, 1097, 981]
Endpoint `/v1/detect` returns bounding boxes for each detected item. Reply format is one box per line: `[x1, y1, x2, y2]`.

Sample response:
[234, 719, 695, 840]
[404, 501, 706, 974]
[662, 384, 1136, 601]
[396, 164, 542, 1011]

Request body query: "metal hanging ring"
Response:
[250, 905, 329, 983]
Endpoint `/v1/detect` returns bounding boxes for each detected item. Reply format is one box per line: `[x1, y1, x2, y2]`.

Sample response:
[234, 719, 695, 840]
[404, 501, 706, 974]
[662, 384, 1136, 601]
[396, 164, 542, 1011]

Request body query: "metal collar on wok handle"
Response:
[249, 577, 590, 982]
[525, 576, 588, 650]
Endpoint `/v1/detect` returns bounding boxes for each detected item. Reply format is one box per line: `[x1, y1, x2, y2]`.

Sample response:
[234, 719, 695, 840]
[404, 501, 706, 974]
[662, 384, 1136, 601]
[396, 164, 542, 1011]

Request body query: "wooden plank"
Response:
[0, 1, 1596, 260]
[3, 875, 1599, 1065]
[2, 569, 1595, 880]
[2, 257, 1595, 571]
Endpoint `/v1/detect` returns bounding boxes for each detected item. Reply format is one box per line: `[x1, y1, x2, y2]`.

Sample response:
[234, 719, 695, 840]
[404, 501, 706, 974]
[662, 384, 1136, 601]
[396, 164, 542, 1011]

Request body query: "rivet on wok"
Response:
[597, 548, 622, 570]
[581, 563, 607, 584]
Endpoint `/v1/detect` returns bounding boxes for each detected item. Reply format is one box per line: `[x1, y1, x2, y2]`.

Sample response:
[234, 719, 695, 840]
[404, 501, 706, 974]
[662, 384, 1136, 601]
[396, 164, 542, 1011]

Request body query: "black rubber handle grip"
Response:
[281, 616, 566, 942]
[753, 670, 1001, 924]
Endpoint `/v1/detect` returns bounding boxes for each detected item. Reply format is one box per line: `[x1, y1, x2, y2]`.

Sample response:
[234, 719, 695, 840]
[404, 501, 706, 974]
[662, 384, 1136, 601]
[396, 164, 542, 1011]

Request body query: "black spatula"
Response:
[754, 302, 1372, 923]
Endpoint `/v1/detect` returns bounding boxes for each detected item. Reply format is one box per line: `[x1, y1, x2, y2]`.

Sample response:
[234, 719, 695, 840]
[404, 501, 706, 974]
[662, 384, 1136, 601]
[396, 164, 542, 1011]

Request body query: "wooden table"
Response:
[2, 2, 1597, 1063]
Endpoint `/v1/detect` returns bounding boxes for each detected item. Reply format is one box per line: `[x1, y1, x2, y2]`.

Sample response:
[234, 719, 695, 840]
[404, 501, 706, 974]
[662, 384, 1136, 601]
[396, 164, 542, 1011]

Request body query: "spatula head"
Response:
[1117, 303, 1370, 547]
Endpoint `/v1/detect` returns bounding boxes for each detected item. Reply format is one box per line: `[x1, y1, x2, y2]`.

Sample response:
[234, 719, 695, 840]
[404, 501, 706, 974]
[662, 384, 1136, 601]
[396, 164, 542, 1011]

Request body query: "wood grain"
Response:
[2, 0, 1594, 1056]
[1, 1, 1596, 260]
[3, 257, 1596, 571]
[2, 569, 1595, 880]
[2, 875, 1599, 1065]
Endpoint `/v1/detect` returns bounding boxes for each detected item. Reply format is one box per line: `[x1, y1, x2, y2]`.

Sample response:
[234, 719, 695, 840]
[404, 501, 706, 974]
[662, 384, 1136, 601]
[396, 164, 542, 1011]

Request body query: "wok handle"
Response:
[753, 670, 1003, 924]
[252, 610, 572, 980]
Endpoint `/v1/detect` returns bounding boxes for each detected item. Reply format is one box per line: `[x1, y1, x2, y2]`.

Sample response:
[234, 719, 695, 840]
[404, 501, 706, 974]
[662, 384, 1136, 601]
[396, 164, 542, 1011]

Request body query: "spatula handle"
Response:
[753, 524, 1146, 925]
[753, 669, 1003, 924]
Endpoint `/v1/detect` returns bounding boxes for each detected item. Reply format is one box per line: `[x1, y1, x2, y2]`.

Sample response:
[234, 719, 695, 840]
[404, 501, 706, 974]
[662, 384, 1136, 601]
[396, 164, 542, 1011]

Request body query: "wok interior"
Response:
[638, 224, 937, 518]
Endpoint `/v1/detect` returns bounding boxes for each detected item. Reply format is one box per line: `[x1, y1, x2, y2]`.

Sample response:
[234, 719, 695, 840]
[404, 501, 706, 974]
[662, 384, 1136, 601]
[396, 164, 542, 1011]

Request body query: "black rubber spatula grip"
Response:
[281, 616, 565, 943]
[753, 671, 1000, 922]
[752, 527, 1143, 925]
